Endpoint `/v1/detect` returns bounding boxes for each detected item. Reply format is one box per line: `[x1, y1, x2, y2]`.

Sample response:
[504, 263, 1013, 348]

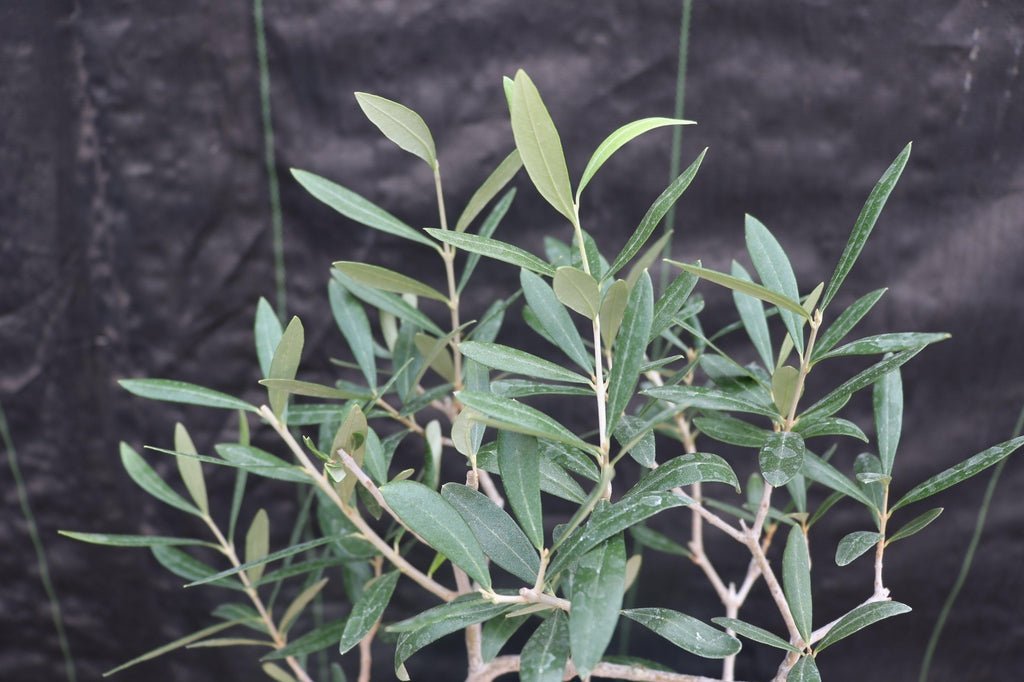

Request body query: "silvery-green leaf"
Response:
[491, 379, 592, 399]
[821, 143, 912, 310]
[802, 450, 875, 509]
[520, 612, 569, 682]
[380, 480, 491, 589]
[103, 619, 254, 676]
[759, 432, 806, 487]
[693, 415, 768, 448]
[457, 190, 517, 292]
[812, 288, 888, 360]
[174, 423, 208, 515]
[338, 571, 399, 654]
[354, 92, 437, 169]
[510, 70, 576, 225]
[711, 617, 799, 652]
[478, 439, 585, 504]
[599, 279, 630, 348]
[393, 598, 510, 674]
[279, 578, 328, 633]
[650, 269, 699, 341]
[120, 442, 201, 517]
[457, 390, 594, 454]
[442, 483, 539, 583]
[874, 365, 902, 475]
[606, 271, 653, 435]
[816, 601, 912, 652]
[291, 169, 437, 249]
[788, 656, 821, 682]
[59, 532, 211, 548]
[427, 227, 555, 277]
[333, 269, 444, 337]
[782, 525, 813, 641]
[455, 150, 523, 232]
[258, 379, 367, 402]
[413, 332, 456, 384]
[614, 414, 656, 468]
[624, 231, 671, 290]
[772, 365, 801, 417]
[553, 266, 600, 319]
[187, 537, 334, 587]
[887, 507, 943, 544]
[577, 118, 695, 199]
[794, 416, 868, 443]
[626, 453, 739, 498]
[328, 279, 377, 390]
[261, 619, 345, 660]
[666, 261, 809, 319]
[835, 530, 880, 566]
[520, 269, 592, 372]
[267, 316, 304, 418]
[731, 261, 775, 370]
[255, 296, 283, 377]
[606, 149, 706, 278]
[334, 262, 448, 303]
[624, 609, 741, 659]
[745, 215, 805, 355]
[460, 341, 589, 384]
[245, 509, 270, 584]
[119, 379, 257, 413]
[820, 332, 950, 360]
[630, 525, 691, 557]
[644, 384, 778, 419]
[892, 436, 1024, 511]
[802, 348, 923, 421]
[569, 535, 626, 679]
[497, 431, 544, 549]
[480, 613, 529, 663]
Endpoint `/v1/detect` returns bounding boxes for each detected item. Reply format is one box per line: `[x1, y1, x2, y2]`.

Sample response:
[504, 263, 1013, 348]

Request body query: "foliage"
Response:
[65, 71, 1022, 682]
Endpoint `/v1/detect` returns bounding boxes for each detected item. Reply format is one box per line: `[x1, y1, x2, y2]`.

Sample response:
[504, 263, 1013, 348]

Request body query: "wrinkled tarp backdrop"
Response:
[2, 1, 1023, 680]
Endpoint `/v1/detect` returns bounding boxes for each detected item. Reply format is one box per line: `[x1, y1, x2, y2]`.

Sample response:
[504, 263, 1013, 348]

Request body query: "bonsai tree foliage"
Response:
[65, 70, 1023, 682]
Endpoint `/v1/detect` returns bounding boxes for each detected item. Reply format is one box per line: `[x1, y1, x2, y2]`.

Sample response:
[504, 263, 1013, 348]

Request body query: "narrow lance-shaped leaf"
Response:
[334, 262, 448, 303]
[649, 268, 699, 341]
[245, 509, 270, 584]
[812, 288, 888, 360]
[570, 534, 627, 679]
[457, 390, 595, 455]
[783, 525, 813, 642]
[174, 423, 208, 515]
[820, 331, 950, 360]
[553, 266, 600, 319]
[520, 612, 569, 682]
[480, 613, 529, 663]
[255, 296, 283, 377]
[802, 449, 876, 509]
[354, 92, 437, 169]
[887, 507, 943, 545]
[393, 598, 510, 674]
[456, 150, 523, 232]
[835, 531, 880, 567]
[457, 189, 517, 292]
[328, 279, 377, 390]
[711, 617, 800, 653]
[626, 453, 740, 498]
[789, 656, 821, 682]
[694, 414, 769, 448]
[103, 619, 254, 676]
[120, 442, 202, 517]
[772, 365, 801, 417]
[643, 384, 779, 419]
[606, 270, 653, 435]
[59, 531, 212, 548]
[257, 379, 366, 402]
[187, 537, 334, 587]
[816, 601, 912, 652]
[599, 279, 630, 348]
[291, 169, 438, 250]
[338, 571, 400, 654]
[510, 70, 576, 225]
[332, 269, 445, 337]
[267, 316, 304, 419]
[427, 228, 556, 278]
[624, 609, 741, 659]
[731, 261, 775, 370]
[892, 436, 1024, 511]
[746, 214, 805, 355]
[821, 143, 912, 310]
[262, 619, 346, 661]
[279, 578, 328, 633]
[666, 261, 809, 318]
[119, 379, 257, 413]
[380, 480, 492, 589]
[607, 148, 706, 278]
[759, 432, 806, 487]
[520, 269, 592, 372]
[459, 341, 589, 384]
[497, 431, 544, 549]
[874, 365, 902, 475]
[802, 347, 923, 420]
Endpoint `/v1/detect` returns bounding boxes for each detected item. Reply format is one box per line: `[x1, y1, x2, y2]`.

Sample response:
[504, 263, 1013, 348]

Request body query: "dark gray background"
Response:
[2, 1, 1023, 680]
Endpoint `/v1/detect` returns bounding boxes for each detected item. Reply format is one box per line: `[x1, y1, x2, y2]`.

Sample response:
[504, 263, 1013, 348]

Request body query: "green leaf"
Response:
[491, 380, 592, 399]
[333, 270, 444, 337]
[457, 390, 595, 455]
[394, 597, 510, 673]
[607, 149, 706, 278]
[520, 269, 592, 372]
[821, 143, 912, 310]
[354, 92, 437, 169]
[457, 190, 517, 294]
[794, 416, 868, 442]
[789, 656, 821, 682]
[480, 613, 529, 663]
[874, 365, 902, 475]
[338, 571, 400, 654]
[496, 431, 544, 549]
[456, 150, 523, 232]
[427, 228, 555, 277]
[624, 231, 671, 290]
[291, 169, 437, 249]
[380, 480, 492, 589]
[625, 609, 741, 659]
[731, 261, 775, 370]
[711, 617, 799, 653]
[103, 619, 254, 675]
[577, 117, 695, 199]
[262, 663, 298, 682]
[643, 384, 778, 419]
[279, 578, 328, 633]
[258, 379, 367, 402]
[614, 414, 656, 468]
[328, 279, 377, 390]
[694, 415, 768, 448]
[479, 441, 586, 504]
[442, 483, 540, 583]
[650, 269, 699, 341]
[255, 296, 283, 377]
[262, 619, 345, 660]
[626, 453, 739, 498]
[666, 261, 810, 319]
[520, 612, 569, 682]
[819, 332, 950, 360]
[413, 332, 456, 384]
[267, 316, 304, 419]
[892, 436, 1024, 511]
[772, 365, 801, 417]
[333, 262, 447, 303]
[802, 449, 876, 509]
[606, 272, 653, 437]
[152, 545, 241, 591]
[599, 279, 630, 348]
[211, 443, 311, 483]
[782, 525, 813, 641]
[835, 530, 880, 567]
[745, 214, 805, 355]
[553, 266, 600, 319]
[759, 431, 806, 487]
[59, 531, 210, 548]
[887, 507, 943, 545]
[245, 509, 270, 584]
[812, 288, 888, 360]
[187, 537, 334, 587]
[802, 348, 924, 421]
[510, 70, 576, 225]
[570, 535, 627, 679]
[816, 601, 912, 652]
[119, 379, 257, 412]
[174, 423, 208, 515]
[630, 525, 691, 557]
[460, 341, 588, 385]
[119, 442, 202, 517]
